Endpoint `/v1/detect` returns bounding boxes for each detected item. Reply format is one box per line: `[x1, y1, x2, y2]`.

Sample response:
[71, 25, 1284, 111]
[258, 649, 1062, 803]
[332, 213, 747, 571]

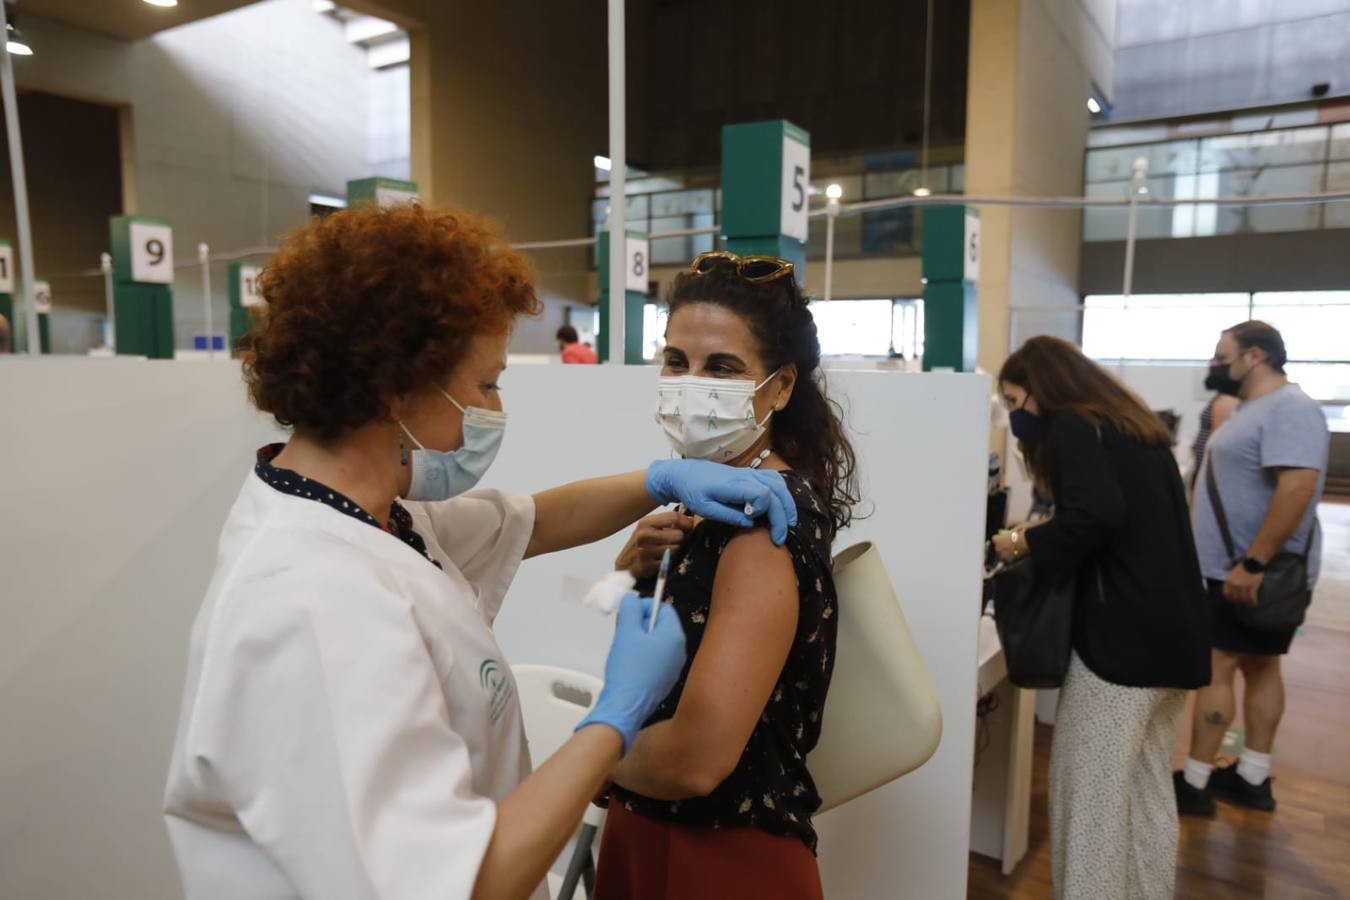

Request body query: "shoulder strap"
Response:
[1204, 455, 1239, 564]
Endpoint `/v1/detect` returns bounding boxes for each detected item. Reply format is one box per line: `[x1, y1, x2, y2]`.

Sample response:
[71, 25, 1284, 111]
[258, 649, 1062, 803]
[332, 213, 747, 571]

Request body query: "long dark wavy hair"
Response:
[665, 265, 860, 534]
[998, 335, 1171, 492]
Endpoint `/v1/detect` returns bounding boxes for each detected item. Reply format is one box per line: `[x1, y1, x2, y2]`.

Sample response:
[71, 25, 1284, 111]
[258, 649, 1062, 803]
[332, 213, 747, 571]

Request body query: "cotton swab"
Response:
[646, 548, 673, 634]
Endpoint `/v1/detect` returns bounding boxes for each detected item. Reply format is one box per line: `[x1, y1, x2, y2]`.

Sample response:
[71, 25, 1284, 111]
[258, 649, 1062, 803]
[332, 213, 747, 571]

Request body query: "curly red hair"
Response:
[239, 203, 540, 441]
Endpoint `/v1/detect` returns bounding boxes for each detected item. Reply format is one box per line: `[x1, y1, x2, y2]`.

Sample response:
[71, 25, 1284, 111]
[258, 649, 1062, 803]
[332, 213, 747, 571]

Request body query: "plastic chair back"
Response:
[808, 541, 943, 812]
[511, 664, 604, 764]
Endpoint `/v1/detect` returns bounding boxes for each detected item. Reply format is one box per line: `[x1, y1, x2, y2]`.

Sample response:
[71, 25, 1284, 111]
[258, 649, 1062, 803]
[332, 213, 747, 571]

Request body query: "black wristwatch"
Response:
[1241, 556, 1267, 574]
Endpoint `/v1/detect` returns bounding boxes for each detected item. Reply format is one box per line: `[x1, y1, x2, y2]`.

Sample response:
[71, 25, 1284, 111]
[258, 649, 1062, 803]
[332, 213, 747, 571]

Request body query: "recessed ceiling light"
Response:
[143, 0, 179, 7]
[913, 186, 932, 198]
[1087, 96, 1102, 114]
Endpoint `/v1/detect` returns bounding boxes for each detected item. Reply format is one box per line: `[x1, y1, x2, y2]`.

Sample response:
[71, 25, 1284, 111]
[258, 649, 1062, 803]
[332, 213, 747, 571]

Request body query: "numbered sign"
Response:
[374, 185, 419, 208]
[32, 280, 51, 314]
[239, 265, 264, 308]
[625, 236, 650, 294]
[130, 221, 174, 284]
[0, 243, 13, 294]
[963, 211, 981, 282]
[780, 133, 811, 242]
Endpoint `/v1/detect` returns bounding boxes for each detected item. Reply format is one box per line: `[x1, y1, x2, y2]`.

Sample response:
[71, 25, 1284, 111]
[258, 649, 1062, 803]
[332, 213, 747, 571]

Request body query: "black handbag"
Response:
[1205, 459, 1315, 632]
[989, 555, 1075, 689]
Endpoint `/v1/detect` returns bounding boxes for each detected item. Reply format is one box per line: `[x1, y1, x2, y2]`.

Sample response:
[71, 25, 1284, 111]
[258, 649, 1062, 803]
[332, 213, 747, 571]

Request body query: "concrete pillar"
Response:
[405, 4, 607, 306]
[964, 0, 1115, 374]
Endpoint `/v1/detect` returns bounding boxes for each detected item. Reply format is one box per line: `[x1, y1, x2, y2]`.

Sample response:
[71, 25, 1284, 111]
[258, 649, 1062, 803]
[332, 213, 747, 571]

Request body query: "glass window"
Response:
[809, 299, 896, 356]
[1203, 164, 1327, 235]
[1250, 292, 1350, 363]
[1081, 294, 1250, 361]
[1331, 123, 1350, 163]
[1085, 139, 1199, 184]
[642, 303, 670, 361]
[1198, 126, 1328, 173]
[891, 299, 924, 360]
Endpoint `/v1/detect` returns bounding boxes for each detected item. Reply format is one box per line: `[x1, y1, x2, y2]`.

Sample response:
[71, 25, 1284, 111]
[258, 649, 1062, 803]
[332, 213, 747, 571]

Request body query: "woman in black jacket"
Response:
[991, 336, 1210, 900]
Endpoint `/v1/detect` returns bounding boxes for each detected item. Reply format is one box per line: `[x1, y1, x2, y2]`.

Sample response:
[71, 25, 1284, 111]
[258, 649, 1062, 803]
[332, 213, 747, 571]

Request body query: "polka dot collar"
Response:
[254, 443, 441, 569]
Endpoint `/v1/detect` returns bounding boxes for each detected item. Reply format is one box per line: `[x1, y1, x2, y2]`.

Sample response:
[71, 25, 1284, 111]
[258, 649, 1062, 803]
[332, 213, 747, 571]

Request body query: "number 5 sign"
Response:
[780, 130, 811, 242]
[130, 221, 174, 284]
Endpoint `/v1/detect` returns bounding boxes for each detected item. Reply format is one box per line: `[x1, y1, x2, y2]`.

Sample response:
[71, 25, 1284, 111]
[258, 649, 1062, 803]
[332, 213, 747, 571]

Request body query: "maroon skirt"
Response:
[593, 803, 824, 900]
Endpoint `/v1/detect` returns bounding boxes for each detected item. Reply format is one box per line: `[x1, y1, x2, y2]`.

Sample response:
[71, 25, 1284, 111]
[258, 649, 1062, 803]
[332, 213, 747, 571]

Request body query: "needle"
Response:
[646, 548, 673, 634]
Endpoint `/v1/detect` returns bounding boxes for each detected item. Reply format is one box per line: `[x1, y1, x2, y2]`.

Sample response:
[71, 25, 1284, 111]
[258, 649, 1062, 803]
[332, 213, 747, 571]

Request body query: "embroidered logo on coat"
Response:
[479, 659, 514, 725]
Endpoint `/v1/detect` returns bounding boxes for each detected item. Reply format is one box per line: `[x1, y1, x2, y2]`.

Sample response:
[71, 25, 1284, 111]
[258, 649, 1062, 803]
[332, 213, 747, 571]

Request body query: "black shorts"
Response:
[1208, 579, 1298, 656]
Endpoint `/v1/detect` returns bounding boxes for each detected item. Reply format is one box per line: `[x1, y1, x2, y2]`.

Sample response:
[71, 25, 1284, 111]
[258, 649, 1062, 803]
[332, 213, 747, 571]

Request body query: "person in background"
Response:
[1176, 321, 1330, 817]
[0, 312, 10, 353]
[557, 324, 598, 364]
[1187, 365, 1240, 494]
[598, 252, 859, 900]
[991, 336, 1210, 900]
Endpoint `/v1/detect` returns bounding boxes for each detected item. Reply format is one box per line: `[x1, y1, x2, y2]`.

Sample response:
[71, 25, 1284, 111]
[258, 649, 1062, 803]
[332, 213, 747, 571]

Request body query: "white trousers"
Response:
[1049, 653, 1186, 900]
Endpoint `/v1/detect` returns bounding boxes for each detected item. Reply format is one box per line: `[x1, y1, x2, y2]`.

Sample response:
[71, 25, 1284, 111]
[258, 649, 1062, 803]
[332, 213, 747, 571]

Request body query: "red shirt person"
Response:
[557, 324, 598, 364]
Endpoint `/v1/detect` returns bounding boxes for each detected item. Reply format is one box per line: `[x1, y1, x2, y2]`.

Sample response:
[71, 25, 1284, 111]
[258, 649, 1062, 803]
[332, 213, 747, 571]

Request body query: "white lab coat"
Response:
[163, 472, 549, 900]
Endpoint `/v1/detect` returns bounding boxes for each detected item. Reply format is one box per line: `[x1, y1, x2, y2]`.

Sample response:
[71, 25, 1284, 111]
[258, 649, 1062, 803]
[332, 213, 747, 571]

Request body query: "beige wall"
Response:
[404, 3, 606, 307]
[965, 0, 1115, 374]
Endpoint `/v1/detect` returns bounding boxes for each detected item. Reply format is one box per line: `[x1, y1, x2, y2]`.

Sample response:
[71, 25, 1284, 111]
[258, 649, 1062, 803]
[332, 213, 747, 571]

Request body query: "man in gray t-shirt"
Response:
[1176, 321, 1329, 820]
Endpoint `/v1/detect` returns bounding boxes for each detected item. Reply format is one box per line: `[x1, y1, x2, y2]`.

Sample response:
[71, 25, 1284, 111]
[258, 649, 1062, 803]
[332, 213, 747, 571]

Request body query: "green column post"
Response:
[227, 259, 268, 353]
[720, 120, 811, 276]
[346, 177, 419, 208]
[921, 206, 980, 372]
[596, 230, 649, 364]
[109, 215, 176, 359]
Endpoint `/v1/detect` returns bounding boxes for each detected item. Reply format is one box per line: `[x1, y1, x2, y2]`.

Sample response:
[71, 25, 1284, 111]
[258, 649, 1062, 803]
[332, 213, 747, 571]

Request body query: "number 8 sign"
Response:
[130, 222, 174, 285]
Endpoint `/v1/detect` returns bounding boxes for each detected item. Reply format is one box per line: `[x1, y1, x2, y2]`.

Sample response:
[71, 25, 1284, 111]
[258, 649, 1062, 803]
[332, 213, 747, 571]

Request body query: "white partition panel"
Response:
[485, 365, 990, 900]
[0, 357, 282, 900]
[0, 359, 988, 900]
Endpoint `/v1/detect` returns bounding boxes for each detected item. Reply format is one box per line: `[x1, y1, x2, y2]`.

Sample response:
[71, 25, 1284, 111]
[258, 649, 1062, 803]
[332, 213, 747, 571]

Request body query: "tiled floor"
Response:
[970, 499, 1350, 898]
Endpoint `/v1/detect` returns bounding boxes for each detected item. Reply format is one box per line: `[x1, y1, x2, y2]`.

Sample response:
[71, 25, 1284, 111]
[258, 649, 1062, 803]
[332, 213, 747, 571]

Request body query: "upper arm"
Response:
[195, 574, 496, 897]
[1211, 395, 1238, 431]
[1273, 466, 1320, 499]
[671, 528, 798, 778]
[1261, 399, 1330, 472]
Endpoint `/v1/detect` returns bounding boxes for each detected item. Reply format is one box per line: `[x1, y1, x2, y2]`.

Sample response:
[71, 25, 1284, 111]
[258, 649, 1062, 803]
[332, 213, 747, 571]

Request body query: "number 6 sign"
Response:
[130, 221, 174, 284]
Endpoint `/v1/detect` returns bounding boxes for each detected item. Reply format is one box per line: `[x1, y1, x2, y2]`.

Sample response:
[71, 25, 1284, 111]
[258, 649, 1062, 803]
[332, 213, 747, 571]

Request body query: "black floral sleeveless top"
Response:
[612, 472, 838, 852]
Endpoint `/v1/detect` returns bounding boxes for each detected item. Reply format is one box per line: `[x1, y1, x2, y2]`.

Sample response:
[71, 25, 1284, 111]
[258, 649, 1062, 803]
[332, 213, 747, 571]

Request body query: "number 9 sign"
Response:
[130, 222, 175, 285]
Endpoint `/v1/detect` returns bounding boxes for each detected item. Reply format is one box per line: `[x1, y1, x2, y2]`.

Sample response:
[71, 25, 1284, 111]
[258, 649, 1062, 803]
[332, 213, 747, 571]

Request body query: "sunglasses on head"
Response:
[688, 251, 795, 284]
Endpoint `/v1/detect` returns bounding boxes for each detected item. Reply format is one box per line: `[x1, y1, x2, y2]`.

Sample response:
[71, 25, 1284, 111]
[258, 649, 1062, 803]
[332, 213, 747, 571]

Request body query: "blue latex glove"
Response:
[645, 459, 799, 545]
[576, 593, 687, 754]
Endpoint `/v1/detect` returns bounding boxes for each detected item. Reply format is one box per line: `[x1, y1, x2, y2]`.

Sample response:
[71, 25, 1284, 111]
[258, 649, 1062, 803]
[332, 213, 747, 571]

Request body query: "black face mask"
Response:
[1204, 363, 1242, 397]
[1009, 407, 1042, 449]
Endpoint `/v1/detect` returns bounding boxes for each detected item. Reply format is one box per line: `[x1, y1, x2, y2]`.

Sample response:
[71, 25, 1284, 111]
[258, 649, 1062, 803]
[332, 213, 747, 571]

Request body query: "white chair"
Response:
[808, 541, 943, 812]
[511, 664, 606, 900]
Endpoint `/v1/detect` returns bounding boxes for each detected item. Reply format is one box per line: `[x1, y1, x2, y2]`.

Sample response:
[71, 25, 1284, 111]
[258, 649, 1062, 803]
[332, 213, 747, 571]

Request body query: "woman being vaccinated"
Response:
[598, 252, 859, 900]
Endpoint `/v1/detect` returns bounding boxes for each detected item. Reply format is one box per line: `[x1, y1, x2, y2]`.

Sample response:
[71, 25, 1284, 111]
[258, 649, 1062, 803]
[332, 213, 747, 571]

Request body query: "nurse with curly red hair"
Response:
[161, 203, 798, 900]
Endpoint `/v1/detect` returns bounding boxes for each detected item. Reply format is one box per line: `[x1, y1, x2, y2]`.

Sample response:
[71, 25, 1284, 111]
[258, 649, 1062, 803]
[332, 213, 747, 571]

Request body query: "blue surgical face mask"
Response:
[1008, 407, 1042, 449]
[399, 387, 507, 502]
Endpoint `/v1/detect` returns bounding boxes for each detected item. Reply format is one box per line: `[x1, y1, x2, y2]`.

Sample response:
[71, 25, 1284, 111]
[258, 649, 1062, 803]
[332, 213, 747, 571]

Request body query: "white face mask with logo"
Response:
[654, 370, 780, 462]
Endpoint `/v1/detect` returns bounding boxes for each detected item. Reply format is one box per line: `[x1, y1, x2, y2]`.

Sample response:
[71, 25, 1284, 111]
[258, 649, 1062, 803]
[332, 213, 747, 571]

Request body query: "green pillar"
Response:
[720, 120, 810, 276]
[346, 177, 419, 208]
[109, 215, 176, 359]
[596, 230, 648, 365]
[227, 259, 267, 353]
[921, 206, 980, 372]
